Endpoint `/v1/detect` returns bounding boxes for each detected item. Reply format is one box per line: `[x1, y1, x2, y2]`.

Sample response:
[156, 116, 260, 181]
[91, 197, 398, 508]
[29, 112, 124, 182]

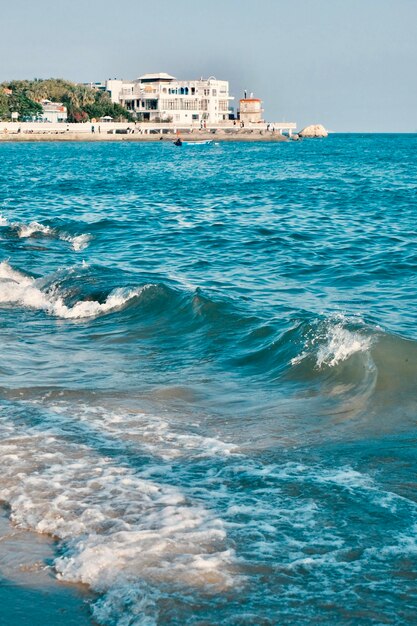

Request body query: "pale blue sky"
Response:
[1, 0, 416, 131]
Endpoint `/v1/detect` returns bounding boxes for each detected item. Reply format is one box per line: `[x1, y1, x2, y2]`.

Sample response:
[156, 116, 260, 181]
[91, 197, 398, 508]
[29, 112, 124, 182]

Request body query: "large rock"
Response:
[299, 124, 328, 138]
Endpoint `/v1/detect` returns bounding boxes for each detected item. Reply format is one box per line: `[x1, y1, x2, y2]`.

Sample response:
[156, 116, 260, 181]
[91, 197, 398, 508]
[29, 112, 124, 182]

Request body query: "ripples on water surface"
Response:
[0, 135, 416, 625]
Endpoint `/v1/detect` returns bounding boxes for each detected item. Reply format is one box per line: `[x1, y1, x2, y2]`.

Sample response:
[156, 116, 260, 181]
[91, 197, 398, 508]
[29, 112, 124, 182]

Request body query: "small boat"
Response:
[183, 140, 212, 145]
[173, 138, 213, 147]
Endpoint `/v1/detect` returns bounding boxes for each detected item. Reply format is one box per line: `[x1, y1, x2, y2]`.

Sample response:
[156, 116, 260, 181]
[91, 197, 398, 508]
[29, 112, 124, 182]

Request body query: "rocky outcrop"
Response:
[299, 124, 328, 138]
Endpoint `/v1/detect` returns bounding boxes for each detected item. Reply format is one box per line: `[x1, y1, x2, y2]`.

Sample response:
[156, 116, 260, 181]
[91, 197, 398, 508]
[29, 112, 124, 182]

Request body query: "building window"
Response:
[145, 99, 158, 110]
[212, 89, 217, 96]
[183, 99, 198, 110]
[161, 99, 181, 111]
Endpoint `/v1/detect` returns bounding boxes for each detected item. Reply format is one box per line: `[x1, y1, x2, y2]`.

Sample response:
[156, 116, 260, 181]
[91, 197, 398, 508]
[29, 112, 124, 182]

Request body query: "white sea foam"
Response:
[46, 400, 239, 461]
[9, 218, 91, 251]
[61, 233, 91, 251]
[0, 411, 238, 626]
[52, 287, 141, 319]
[316, 324, 372, 368]
[17, 221, 53, 238]
[291, 316, 372, 369]
[0, 261, 141, 319]
[0, 260, 33, 286]
[1, 396, 415, 624]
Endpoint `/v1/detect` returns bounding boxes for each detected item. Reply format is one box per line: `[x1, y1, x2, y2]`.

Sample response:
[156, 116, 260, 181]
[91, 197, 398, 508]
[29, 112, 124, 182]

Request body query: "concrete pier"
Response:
[0, 121, 297, 142]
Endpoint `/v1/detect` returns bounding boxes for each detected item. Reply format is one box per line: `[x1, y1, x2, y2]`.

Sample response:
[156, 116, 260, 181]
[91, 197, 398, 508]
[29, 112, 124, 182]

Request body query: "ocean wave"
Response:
[0, 215, 91, 251]
[291, 315, 373, 369]
[1, 396, 416, 625]
[0, 261, 142, 319]
[1, 258, 415, 417]
[16, 221, 53, 238]
[287, 313, 417, 400]
[64, 233, 91, 251]
[0, 259, 247, 332]
[229, 314, 377, 394]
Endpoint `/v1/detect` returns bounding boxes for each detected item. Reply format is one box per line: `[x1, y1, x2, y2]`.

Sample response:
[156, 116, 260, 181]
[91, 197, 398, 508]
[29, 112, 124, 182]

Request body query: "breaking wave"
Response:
[1, 395, 416, 625]
[63, 233, 91, 251]
[291, 315, 373, 369]
[0, 215, 91, 251]
[16, 221, 53, 238]
[0, 402, 239, 626]
[1, 259, 415, 409]
[0, 261, 142, 319]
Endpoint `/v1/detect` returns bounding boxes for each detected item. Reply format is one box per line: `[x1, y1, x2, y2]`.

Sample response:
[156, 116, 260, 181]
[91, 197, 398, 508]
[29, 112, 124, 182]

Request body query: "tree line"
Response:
[0, 78, 133, 122]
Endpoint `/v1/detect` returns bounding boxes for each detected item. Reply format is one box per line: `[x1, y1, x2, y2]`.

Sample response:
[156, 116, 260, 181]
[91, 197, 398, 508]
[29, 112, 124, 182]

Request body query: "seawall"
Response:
[0, 132, 288, 143]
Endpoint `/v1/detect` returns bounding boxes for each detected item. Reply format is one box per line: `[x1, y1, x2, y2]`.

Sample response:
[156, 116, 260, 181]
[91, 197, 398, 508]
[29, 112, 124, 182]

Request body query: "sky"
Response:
[0, 0, 416, 132]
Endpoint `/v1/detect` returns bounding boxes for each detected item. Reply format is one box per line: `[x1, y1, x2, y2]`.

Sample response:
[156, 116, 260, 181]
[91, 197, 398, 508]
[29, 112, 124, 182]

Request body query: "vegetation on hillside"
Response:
[0, 78, 133, 122]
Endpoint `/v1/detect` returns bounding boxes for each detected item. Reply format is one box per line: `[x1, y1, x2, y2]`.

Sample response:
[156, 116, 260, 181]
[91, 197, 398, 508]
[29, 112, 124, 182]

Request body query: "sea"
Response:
[0, 134, 416, 626]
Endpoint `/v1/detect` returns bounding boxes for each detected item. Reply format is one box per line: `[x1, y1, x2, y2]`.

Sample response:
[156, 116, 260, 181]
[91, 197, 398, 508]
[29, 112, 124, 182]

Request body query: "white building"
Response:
[40, 100, 67, 123]
[105, 73, 234, 124]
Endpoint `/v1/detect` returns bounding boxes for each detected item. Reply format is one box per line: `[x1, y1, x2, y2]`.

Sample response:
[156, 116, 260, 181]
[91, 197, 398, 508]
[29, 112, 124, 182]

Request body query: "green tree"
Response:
[0, 91, 9, 119]
[8, 92, 42, 119]
[0, 78, 134, 122]
[83, 91, 134, 122]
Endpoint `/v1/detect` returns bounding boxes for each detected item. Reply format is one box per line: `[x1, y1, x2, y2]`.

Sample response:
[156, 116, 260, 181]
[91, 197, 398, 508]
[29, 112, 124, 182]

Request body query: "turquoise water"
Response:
[0, 135, 416, 625]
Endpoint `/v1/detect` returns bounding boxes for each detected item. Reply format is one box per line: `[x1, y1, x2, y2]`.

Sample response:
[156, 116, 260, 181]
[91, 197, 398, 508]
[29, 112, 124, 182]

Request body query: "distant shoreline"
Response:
[0, 131, 288, 143]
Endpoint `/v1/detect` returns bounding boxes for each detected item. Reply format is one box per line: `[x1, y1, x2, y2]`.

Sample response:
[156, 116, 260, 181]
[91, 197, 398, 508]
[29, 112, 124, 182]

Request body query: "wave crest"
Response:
[291, 316, 373, 369]
[17, 221, 53, 238]
[0, 261, 142, 319]
[0, 215, 91, 251]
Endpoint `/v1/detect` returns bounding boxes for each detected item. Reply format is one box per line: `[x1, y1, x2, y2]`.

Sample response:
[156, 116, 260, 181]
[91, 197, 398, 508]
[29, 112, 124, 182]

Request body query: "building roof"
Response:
[41, 99, 66, 111]
[138, 73, 176, 83]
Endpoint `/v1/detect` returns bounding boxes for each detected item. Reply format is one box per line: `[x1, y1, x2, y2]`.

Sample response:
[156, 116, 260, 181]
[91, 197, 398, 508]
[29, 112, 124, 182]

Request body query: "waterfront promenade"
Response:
[0, 121, 295, 142]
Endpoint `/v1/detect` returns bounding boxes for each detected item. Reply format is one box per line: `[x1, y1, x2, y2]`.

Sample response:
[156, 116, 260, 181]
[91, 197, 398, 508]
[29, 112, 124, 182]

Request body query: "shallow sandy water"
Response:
[0, 508, 94, 626]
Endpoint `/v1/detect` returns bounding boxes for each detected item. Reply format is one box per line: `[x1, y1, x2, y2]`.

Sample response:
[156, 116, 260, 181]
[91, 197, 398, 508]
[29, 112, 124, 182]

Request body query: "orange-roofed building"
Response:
[239, 97, 264, 124]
